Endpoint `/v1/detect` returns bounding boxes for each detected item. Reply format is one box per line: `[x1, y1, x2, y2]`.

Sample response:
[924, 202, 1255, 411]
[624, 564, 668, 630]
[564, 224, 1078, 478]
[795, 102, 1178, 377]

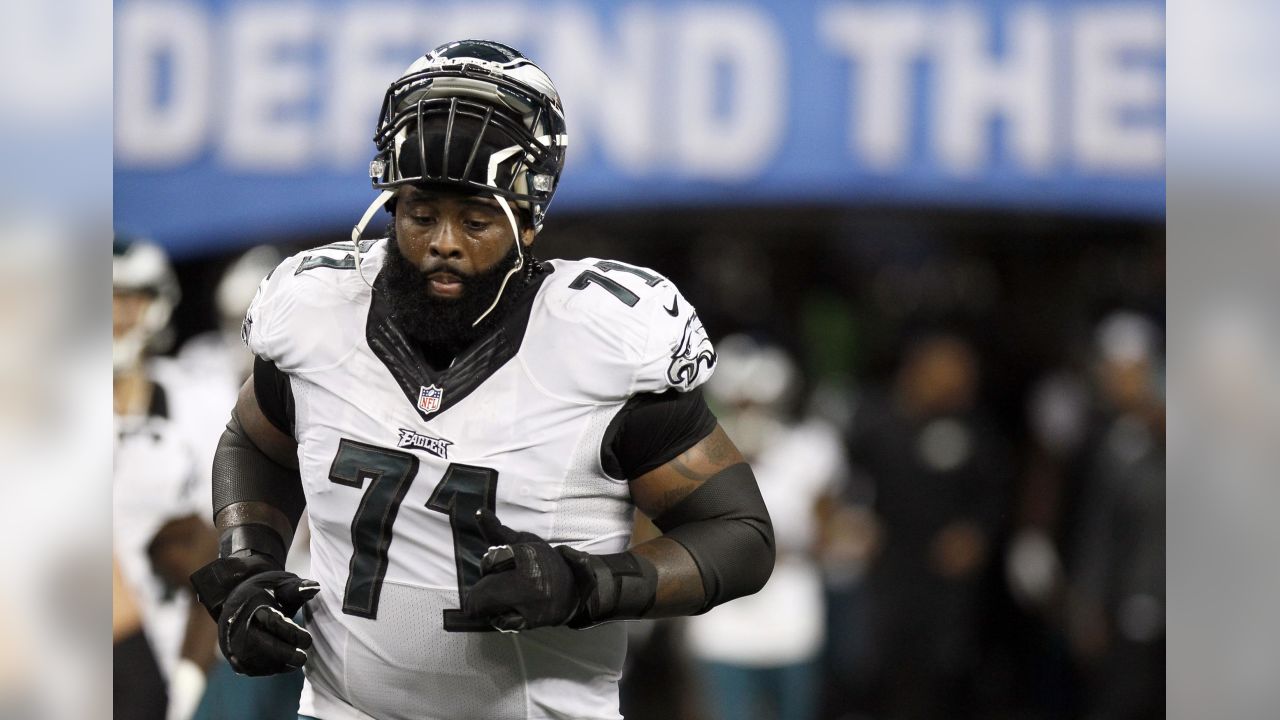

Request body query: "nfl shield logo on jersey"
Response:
[417, 384, 444, 414]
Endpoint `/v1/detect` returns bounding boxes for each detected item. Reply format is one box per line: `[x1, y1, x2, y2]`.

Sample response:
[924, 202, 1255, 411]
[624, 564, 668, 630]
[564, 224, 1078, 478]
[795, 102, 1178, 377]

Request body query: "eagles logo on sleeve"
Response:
[667, 312, 717, 389]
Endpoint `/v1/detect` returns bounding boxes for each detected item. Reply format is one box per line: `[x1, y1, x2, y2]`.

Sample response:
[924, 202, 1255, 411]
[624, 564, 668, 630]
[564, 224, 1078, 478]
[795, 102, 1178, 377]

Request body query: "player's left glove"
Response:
[464, 509, 659, 632]
[464, 509, 582, 631]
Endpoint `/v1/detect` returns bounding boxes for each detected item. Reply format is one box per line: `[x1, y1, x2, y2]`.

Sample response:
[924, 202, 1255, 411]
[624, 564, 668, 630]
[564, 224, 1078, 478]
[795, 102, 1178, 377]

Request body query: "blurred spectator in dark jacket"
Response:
[1002, 366, 1092, 719]
[1067, 312, 1165, 720]
[846, 332, 1012, 720]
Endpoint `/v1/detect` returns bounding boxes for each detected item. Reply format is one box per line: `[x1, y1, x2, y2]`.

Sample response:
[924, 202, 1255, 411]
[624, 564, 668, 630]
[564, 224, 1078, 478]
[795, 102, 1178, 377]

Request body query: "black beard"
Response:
[380, 232, 526, 369]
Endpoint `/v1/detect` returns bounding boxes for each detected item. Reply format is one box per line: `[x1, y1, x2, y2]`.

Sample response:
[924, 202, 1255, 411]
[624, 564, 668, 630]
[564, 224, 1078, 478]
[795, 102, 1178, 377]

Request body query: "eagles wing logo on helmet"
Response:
[369, 40, 568, 232]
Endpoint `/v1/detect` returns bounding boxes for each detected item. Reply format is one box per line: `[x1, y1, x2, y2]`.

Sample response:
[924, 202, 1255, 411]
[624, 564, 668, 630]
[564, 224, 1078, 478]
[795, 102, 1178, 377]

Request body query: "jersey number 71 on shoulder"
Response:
[568, 260, 664, 307]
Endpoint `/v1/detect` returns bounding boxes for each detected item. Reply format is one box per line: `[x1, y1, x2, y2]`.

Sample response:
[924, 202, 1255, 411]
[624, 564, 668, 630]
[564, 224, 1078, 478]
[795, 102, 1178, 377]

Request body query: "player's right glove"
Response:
[190, 555, 320, 676]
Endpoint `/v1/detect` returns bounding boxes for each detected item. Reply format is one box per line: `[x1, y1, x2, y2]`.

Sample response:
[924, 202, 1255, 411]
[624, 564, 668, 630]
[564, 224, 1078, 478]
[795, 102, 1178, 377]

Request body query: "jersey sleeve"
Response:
[242, 254, 301, 366]
[630, 275, 717, 395]
[241, 246, 370, 373]
[512, 258, 718, 402]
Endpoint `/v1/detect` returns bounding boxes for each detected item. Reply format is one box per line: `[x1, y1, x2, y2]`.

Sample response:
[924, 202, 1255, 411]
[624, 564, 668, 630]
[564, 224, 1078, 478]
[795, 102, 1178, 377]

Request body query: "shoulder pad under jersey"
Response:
[243, 239, 385, 373]
[527, 258, 717, 402]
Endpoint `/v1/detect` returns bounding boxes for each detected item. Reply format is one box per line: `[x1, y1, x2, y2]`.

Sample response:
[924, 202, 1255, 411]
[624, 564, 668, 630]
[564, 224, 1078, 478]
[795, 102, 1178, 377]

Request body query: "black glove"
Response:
[463, 509, 582, 631]
[190, 555, 320, 676]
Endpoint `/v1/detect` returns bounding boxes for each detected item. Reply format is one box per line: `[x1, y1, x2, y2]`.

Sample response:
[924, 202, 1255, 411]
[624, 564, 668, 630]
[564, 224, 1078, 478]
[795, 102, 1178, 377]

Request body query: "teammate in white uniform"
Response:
[685, 336, 848, 720]
[190, 41, 776, 720]
[113, 237, 219, 720]
[178, 245, 283, 395]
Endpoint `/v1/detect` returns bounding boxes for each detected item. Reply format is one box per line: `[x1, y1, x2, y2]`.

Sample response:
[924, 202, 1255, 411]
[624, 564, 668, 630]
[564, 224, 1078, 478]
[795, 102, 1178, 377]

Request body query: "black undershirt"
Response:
[601, 389, 717, 479]
[253, 356, 295, 437]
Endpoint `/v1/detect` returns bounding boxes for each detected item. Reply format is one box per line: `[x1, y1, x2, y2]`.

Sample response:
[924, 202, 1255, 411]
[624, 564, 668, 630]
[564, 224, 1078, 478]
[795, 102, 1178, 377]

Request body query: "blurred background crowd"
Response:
[110, 0, 1164, 719]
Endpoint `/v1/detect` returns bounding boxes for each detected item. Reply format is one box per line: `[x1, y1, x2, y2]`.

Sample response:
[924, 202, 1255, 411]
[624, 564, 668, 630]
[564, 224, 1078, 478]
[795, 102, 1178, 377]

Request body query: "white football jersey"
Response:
[113, 362, 220, 680]
[244, 240, 716, 720]
[685, 418, 846, 666]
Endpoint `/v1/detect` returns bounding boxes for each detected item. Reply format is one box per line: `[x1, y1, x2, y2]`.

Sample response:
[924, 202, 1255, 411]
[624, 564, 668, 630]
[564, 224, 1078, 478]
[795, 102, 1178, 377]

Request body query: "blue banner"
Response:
[114, 0, 1165, 256]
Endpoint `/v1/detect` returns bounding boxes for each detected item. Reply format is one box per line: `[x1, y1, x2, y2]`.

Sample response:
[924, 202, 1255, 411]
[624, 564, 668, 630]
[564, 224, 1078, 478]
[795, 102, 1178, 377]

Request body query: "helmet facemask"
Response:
[373, 80, 565, 229]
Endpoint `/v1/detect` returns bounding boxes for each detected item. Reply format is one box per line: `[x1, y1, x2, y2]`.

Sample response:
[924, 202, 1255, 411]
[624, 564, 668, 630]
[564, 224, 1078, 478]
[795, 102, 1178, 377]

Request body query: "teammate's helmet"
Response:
[370, 40, 568, 232]
[216, 245, 281, 337]
[705, 335, 798, 410]
[112, 235, 180, 370]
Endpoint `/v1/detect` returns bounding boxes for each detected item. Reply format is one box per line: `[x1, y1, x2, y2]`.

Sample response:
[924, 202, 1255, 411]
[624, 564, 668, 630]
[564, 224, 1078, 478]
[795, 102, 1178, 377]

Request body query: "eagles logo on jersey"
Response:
[668, 312, 717, 389]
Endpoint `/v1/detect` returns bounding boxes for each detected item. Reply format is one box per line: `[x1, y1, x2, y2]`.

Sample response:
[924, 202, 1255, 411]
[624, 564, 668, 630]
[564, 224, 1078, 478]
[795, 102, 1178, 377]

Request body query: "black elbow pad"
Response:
[652, 462, 775, 612]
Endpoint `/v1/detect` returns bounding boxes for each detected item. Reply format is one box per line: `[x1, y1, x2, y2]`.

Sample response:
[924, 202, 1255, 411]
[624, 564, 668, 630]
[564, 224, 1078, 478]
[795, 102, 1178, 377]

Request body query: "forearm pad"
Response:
[558, 548, 658, 628]
[211, 413, 305, 566]
[653, 462, 775, 613]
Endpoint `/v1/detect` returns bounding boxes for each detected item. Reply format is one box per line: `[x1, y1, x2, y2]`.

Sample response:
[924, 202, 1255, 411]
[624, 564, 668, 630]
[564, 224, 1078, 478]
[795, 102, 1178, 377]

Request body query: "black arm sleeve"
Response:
[211, 413, 305, 567]
[652, 462, 775, 613]
[253, 356, 295, 438]
[602, 389, 717, 479]
[212, 413, 305, 524]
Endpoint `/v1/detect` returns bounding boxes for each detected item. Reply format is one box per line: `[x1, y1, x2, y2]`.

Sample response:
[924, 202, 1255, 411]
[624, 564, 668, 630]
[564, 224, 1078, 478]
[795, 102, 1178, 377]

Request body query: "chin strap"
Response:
[471, 193, 525, 327]
[351, 189, 396, 289]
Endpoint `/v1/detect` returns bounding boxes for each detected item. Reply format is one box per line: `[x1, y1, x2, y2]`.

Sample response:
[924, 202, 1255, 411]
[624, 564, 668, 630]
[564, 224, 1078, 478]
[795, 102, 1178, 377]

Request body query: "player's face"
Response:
[393, 186, 533, 300]
[112, 289, 153, 340]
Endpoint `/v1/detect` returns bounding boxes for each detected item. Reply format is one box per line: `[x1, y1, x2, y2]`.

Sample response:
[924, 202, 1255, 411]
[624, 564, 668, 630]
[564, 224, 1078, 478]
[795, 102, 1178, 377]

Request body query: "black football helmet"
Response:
[350, 41, 567, 324]
[369, 39, 567, 231]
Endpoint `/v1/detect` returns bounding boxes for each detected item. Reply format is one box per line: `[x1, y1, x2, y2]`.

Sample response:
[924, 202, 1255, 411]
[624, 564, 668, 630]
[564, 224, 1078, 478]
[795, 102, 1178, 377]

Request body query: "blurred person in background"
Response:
[685, 336, 848, 720]
[179, 245, 283, 391]
[1066, 312, 1164, 720]
[113, 236, 220, 720]
[177, 244, 315, 581]
[816, 459, 880, 720]
[174, 243, 312, 720]
[1004, 367, 1092, 719]
[846, 331, 1012, 720]
[115, 554, 169, 720]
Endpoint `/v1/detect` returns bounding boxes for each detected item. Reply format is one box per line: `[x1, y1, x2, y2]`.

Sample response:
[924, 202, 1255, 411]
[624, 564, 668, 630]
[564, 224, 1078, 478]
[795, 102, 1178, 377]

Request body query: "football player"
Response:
[178, 244, 283, 389]
[685, 336, 849, 720]
[189, 40, 775, 720]
[113, 236, 220, 720]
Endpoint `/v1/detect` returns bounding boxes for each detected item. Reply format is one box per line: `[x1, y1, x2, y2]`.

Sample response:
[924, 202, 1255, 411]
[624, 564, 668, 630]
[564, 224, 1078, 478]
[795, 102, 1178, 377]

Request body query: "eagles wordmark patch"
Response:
[397, 428, 453, 459]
